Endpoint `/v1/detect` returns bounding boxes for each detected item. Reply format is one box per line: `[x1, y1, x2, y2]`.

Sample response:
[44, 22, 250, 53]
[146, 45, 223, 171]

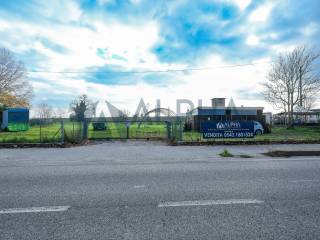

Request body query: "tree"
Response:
[119, 109, 130, 121]
[70, 94, 93, 121]
[54, 108, 67, 119]
[37, 102, 53, 119]
[302, 95, 317, 111]
[264, 46, 320, 128]
[0, 48, 33, 107]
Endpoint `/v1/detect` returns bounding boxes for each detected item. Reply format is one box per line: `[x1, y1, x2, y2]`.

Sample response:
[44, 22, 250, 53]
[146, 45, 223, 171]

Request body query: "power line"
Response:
[23, 61, 271, 74]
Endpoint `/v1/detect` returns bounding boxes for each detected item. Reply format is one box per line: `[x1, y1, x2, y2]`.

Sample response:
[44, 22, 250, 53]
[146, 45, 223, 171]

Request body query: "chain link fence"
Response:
[88, 120, 169, 140]
[0, 119, 176, 144]
[4, 117, 316, 144]
[0, 119, 86, 144]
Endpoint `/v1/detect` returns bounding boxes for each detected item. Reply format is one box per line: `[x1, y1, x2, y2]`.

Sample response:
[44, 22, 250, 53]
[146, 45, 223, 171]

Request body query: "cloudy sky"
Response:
[0, 0, 319, 114]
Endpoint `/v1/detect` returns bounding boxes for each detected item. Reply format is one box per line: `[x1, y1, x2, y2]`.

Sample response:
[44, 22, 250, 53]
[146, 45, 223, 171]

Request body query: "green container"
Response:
[7, 123, 29, 132]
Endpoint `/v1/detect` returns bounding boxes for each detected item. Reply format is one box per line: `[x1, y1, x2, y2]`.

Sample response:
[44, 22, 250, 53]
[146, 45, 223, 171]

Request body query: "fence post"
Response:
[82, 119, 88, 141]
[199, 120, 202, 142]
[60, 120, 64, 144]
[178, 120, 183, 141]
[166, 121, 172, 140]
[125, 121, 131, 139]
[126, 126, 129, 139]
[39, 121, 42, 143]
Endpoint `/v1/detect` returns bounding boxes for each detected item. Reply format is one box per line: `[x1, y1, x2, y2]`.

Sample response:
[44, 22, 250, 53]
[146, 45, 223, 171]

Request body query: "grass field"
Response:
[0, 122, 319, 143]
[0, 122, 81, 143]
[255, 126, 320, 141]
[0, 121, 168, 143]
[88, 122, 167, 139]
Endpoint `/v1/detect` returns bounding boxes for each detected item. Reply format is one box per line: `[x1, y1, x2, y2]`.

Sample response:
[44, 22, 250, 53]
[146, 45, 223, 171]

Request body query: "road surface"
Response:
[1, 141, 320, 239]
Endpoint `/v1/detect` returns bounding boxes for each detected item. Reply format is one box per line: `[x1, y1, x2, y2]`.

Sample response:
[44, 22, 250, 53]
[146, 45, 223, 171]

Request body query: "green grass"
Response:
[0, 124, 58, 143]
[255, 126, 320, 141]
[0, 121, 168, 143]
[219, 149, 234, 157]
[0, 122, 80, 143]
[88, 122, 167, 139]
[1, 123, 319, 144]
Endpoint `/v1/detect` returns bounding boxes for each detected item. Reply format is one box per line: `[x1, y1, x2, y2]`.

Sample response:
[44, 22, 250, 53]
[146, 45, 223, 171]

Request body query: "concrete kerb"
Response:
[1, 139, 320, 148]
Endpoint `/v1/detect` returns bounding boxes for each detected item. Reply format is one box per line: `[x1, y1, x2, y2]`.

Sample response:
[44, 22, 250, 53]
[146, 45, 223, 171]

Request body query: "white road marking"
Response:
[158, 199, 264, 208]
[133, 185, 145, 189]
[0, 206, 70, 214]
[289, 180, 320, 183]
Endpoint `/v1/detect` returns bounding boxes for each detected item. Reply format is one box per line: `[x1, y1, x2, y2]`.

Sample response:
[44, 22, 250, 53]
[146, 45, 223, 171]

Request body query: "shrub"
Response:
[219, 149, 234, 157]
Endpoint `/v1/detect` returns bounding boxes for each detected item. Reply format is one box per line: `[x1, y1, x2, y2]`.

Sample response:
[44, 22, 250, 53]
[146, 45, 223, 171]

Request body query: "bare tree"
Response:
[264, 46, 320, 128]
[54, 108, 68, 119]
[303, 95, 317, 111]
[37, 102, 53, 119]
[119, 109, 130, 121]
[0, 48, 33, 107]
[295, 93, 318, 111]
[70, 94, 93, 121]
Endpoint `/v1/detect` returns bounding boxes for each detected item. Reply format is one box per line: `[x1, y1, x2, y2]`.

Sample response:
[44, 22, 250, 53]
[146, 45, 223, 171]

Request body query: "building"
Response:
[187, 98, 266, 131]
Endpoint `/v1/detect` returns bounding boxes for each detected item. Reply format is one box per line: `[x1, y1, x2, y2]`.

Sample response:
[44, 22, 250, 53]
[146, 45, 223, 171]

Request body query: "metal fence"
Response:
[4, 118, 316, 144]
[0, 120, 85, 144]
[88, 120, 170, 140]
[0, 119, 177, 144]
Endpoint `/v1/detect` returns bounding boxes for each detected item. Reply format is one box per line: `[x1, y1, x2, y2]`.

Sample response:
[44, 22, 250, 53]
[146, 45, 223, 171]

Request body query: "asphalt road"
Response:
[1, 142, 320, 239]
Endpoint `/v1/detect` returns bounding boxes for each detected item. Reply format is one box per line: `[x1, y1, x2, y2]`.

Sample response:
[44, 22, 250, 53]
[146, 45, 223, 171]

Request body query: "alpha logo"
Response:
[216, 121, 241, 129]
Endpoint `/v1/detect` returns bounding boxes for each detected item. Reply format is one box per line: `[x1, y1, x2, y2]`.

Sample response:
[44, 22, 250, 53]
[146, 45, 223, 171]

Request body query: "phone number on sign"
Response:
[203, 131, 254, 138]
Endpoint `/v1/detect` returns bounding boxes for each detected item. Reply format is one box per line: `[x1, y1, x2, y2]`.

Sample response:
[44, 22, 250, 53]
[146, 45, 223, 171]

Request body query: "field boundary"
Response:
[1, 138, 320, 148]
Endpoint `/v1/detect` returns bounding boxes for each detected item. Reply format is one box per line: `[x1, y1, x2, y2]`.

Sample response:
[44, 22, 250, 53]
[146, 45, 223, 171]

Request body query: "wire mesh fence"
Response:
[0, 120, 85, 144]
[1, 117, 318, 144]
[0, 119, 172, 143]
[0, 121, 62, 143]
[88, 121, 169, 140]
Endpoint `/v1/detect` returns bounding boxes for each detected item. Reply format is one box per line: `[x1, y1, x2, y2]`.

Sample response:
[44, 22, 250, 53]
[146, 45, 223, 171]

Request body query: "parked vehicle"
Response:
[253, 121, 264, 135]
[92, 122, 107, 131]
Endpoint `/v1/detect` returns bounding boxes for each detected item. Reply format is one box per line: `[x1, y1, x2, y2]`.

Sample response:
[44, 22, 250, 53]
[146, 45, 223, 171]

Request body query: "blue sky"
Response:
[0, 0, 319, 113]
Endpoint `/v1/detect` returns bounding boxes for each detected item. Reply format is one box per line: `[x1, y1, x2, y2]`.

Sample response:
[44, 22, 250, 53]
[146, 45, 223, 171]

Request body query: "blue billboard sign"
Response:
[201, 121, 254, 138]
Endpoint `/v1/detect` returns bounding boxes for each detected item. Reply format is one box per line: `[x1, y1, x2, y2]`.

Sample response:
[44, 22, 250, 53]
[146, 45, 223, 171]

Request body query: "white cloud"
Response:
[270, 44, 297, 54]
[246, 34, 260, 46]
[249, 2, 274, 22]
[0, 16, 161, 72]
[231, 0, 251, 11]
[28, 52, 274, 114]
[38, 0, 82, 22]
[0, 2, 280, 113]
[4, 18, 274, 112]
[268, 33, 278, 40]
[301, 22, 318, 36]
[0, 19, 9, 30]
